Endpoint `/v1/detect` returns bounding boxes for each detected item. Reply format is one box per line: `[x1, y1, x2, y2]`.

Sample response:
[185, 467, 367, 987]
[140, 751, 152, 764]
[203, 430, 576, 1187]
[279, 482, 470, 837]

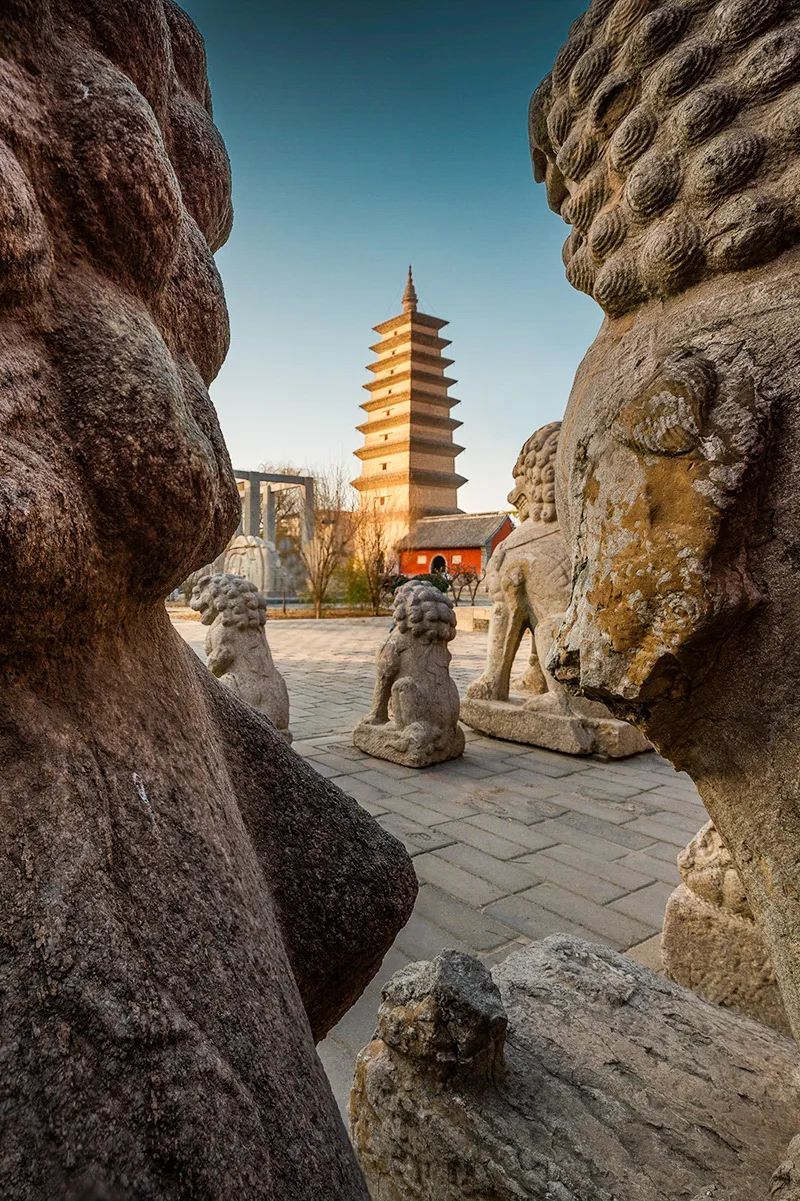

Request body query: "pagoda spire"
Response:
[402, 264, 418, 314]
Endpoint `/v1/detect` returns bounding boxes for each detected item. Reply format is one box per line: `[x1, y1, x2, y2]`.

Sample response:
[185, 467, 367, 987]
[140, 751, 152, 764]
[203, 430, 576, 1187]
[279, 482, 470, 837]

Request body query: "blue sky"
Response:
[181, 0, 597, 512]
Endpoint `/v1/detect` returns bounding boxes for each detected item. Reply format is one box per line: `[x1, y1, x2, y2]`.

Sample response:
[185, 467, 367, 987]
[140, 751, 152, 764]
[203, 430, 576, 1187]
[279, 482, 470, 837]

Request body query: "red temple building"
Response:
[397, 512, 514, 578]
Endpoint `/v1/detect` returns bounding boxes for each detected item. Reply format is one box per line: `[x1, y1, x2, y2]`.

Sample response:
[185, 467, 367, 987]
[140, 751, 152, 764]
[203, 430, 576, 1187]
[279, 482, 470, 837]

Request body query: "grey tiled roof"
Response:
[398, 512, 511, 550]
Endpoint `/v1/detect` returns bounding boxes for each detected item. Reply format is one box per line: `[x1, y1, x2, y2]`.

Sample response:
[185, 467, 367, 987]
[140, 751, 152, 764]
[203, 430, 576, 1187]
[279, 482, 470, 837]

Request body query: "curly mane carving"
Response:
[530, 0, 800, 315]
[393, 579, 458, 645]
[511, 421, 561, 524]
[0, 0, 238, 661]
[193, 571, 268, 631]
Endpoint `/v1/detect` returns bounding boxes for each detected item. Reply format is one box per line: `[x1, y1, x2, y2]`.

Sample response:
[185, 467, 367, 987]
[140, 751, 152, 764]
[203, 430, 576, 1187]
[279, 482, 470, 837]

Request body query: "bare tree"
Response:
[354, 497, 397, 616]
[299, 464, 358, 619]
[450, 568, 486, 607]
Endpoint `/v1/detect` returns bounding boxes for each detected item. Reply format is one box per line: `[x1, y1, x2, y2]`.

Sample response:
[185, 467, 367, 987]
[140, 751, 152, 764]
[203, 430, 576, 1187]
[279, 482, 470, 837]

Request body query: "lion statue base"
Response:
[191, 572, 292, 744]
[461, 691, 649, 758]
[353, 581, 465, 768]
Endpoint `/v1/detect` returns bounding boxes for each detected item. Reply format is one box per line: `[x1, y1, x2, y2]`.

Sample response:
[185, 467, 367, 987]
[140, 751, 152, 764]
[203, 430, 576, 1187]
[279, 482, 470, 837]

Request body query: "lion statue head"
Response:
[191, 572, 268, 631]
[393, 580, 457, 645]
[508, 422, 561, 524]
[530, 0, 797, 709]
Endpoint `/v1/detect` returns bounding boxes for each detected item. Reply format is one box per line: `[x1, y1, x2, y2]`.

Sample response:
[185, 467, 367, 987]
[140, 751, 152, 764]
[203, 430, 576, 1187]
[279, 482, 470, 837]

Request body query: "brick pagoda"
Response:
[353, 268, 467, 548]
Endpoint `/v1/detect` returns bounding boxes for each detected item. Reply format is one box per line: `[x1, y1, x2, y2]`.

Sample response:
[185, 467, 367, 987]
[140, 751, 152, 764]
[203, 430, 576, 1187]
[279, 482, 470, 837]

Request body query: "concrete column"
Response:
[303, 478, 315, 546]
[244, 479, 261, 537]
[264, 486, 277, 545]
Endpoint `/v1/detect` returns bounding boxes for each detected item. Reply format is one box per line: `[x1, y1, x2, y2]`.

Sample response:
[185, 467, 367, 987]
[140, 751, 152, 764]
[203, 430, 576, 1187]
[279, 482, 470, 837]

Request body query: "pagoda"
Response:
[353, 268, 467, 548]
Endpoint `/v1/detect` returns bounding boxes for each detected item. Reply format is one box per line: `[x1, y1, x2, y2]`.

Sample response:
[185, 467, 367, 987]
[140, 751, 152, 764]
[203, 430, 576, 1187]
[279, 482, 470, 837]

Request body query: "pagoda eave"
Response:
[366, 354, 455, 375]
[360, 393, 461, 417]
[360, 392, 462, 414]
[362, 372, 457, 394]
[355, 439, 466, 462]
[370, 335, 452, 354]
[354, 469, 469, 492]
[372, 311, 448, 336]
[356, 414, 463, 436]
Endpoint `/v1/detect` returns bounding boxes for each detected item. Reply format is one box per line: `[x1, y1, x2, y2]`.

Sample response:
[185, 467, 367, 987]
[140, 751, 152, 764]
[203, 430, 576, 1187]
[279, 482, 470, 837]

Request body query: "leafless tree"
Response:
[299, 464, 358, 619]
[450, 568, 486, 606]
[353, 496, 397, 616]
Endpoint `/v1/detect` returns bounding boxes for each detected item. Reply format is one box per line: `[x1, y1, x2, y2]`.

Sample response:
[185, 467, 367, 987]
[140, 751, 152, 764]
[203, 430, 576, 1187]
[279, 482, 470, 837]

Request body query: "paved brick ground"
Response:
[174, 614, 705, 1118]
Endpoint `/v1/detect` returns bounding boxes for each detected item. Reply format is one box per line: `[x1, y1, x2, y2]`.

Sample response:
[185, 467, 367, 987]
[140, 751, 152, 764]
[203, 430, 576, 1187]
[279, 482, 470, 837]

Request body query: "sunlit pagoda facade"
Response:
[353, 268, 467, 550]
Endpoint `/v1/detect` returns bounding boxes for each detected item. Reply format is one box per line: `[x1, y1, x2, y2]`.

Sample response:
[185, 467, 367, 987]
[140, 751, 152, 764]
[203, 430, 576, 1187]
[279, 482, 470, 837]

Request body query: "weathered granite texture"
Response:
[354, 581, 465, 767]
[663, 822, 789, 1035]
[191, 572, 292, 743]
[531, 2, 800, 1049]
[0, 5, 415, 1197]
[772, 1137, 800, 1201]
[351, 939, 800, 1201]
[462, 424, 649, 757]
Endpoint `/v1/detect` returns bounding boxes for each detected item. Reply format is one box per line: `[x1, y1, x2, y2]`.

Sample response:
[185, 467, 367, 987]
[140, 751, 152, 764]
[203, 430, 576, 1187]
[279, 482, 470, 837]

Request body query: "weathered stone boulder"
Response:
[0, 4, 416, 1196]
[354, 580, 465, 767]
[462, 423, 648, 758]
[351, 940, 800, 1201]
[531, 0, 800, 1061]
[662, 822, 789, 1035]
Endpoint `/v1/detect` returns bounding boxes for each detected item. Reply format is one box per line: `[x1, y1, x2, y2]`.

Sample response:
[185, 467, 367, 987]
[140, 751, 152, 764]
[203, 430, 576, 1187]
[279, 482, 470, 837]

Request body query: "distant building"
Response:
[397, 512, 514, 578]
[352, 268, 467, 549]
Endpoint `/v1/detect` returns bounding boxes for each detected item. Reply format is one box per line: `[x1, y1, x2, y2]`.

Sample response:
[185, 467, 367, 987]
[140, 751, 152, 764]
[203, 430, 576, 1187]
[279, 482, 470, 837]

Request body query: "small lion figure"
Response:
[354, 580, 465, 767]
[191, 573, 292, 744]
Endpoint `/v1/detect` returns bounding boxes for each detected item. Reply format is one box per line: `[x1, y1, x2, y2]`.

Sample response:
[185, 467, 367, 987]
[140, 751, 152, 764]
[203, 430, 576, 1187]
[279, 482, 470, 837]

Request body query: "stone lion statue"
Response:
[353, 580, 465, 767]
[467, 423, 567, 703]
[532, 0, 800, 1188]
[191, 572, 292, 743]
[0, 4, 415, 1197]
[462, 423, 648, 756]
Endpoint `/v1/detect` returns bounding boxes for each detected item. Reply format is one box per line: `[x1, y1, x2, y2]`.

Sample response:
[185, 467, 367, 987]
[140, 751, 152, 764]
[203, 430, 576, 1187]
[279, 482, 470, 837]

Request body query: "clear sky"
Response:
[181, 0, 597, 513]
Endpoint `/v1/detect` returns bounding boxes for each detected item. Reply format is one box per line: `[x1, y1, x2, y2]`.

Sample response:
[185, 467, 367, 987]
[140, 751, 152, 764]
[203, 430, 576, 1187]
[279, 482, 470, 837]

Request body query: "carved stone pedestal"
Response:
[351, 939, 800, 1201]
[352, 718, 464, 769]
[460, 694, 650, 757]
